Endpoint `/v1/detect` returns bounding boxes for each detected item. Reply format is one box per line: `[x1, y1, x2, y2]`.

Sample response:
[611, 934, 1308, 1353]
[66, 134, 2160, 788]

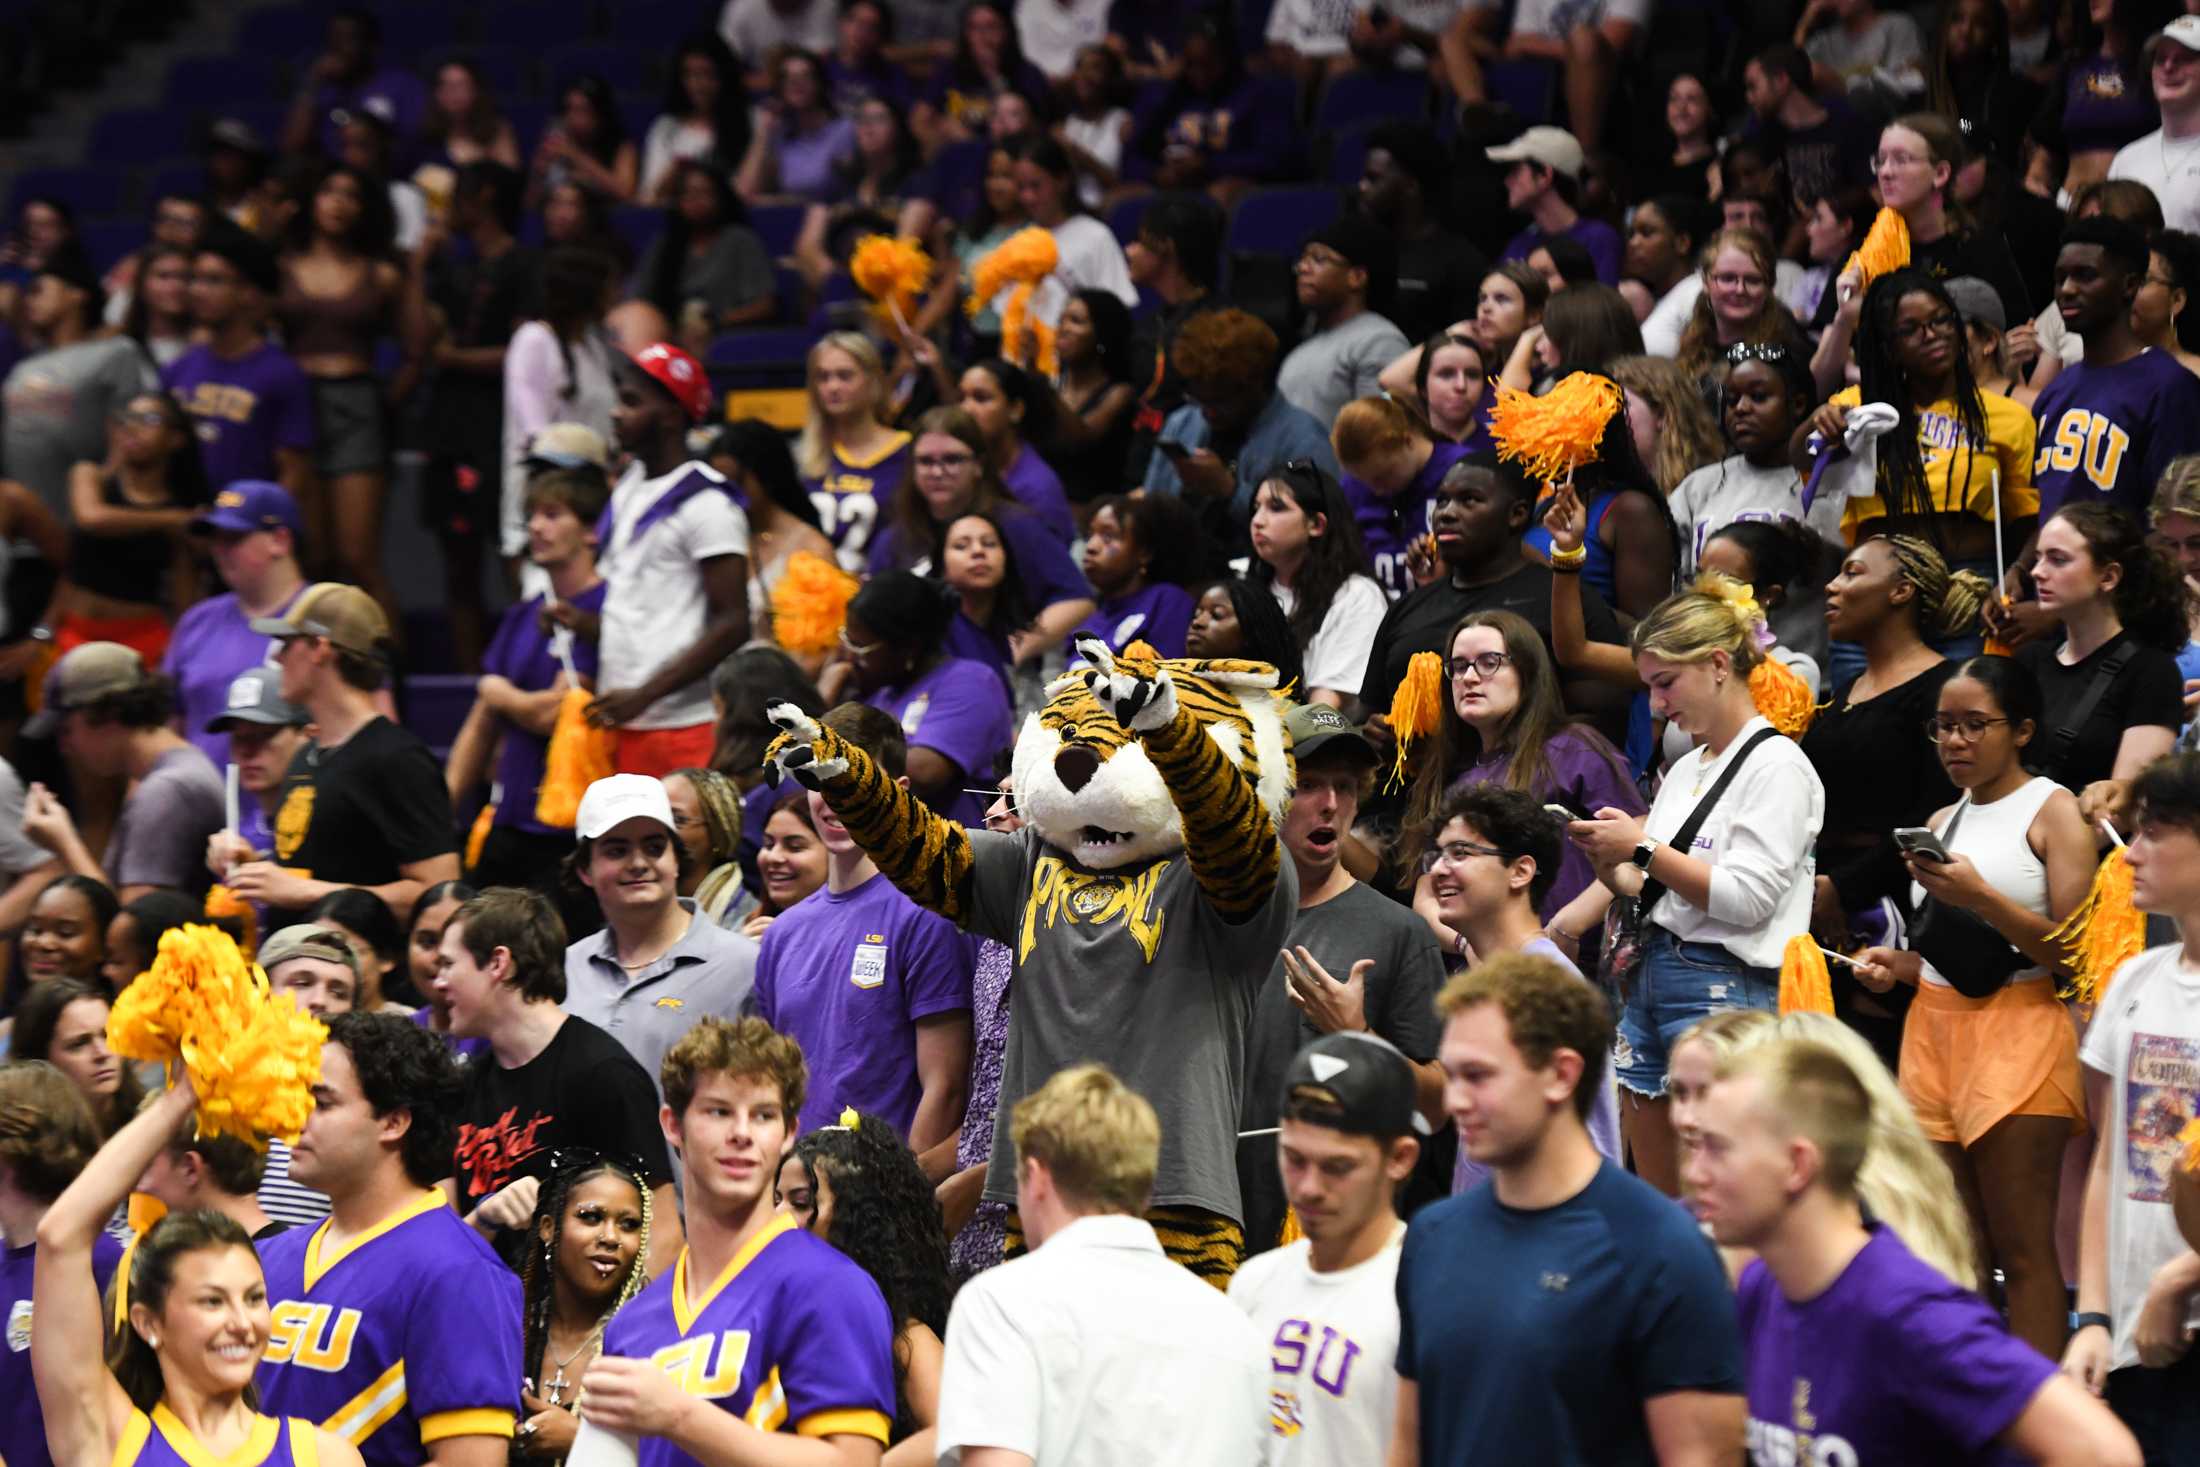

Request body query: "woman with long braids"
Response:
[31, 1072, 364, 1467]
[502, 247, 617, 574]
[1798, 267, 2035, 672]
[775, 1113, 950, 1456]
[513, 1151, 651, 1461]
[1800, 535, 1990, 1067]
[662, 766, 754, 930]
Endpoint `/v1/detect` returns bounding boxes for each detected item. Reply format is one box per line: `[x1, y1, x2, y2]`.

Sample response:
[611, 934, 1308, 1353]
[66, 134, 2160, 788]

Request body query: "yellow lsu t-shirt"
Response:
[1830, 385, 2039, 540]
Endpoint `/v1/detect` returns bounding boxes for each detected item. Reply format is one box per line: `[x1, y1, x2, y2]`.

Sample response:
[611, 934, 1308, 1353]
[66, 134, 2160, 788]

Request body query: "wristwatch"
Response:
[2072, 1311, 2113, 1334]
[1630, 836, 1660, 872]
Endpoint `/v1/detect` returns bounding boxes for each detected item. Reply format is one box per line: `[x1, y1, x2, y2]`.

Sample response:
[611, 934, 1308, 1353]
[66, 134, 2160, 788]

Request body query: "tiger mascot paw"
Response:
[1074, 636, 1178, 733]
[763, 702, 848, 789]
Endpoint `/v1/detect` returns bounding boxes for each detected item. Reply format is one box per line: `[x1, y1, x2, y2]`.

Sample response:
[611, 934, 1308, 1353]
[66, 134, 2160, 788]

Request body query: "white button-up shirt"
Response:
[936, 1213, 1270, 1467]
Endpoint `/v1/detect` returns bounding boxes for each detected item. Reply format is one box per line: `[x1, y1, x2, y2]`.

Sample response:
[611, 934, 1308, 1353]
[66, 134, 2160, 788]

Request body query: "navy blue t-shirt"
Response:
[1396, 1160, 1743, 1467]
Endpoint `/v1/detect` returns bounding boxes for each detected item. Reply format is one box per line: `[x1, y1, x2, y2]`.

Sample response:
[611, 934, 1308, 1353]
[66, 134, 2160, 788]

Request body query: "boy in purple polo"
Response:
[161, 232, 315, 500]
[752, 703, 974, 1158]
[448, 465, 609, 894]
[165, 480, 311, 768]
[1686, 1038, 2139, 1465]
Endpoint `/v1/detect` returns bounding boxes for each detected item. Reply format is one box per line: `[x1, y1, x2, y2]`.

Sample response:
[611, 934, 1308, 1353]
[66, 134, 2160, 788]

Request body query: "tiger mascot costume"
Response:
[766, 636, 1297, 1284]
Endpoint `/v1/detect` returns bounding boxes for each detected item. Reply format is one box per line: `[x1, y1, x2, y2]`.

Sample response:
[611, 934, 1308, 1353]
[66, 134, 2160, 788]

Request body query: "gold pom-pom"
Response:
[1383, 651, 1445, 792]
[770, 550, 861, 657]
[1842, 207, 1911, 289]
[465, 802, 495, 870]
[2181, 1117, 2200, 1174]
[967, 227, 1062, 377]
[1778, 935, 1836, 1016]
[202, 885, 257, 959]
[849, 234, 933, 330]
[536, 687, 617, 829]
[1749, 657, 1816, 737]
[107, 924, 326, 1149]
[2048, 847, 2144, 1006]
[1488, 372, 1623, 486]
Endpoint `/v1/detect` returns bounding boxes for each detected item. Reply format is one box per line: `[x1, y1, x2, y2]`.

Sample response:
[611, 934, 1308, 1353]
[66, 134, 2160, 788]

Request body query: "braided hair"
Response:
[1867, 533, 1990, 642]
[783, 1113, 950, 1441]
[1853, 268, 1989, 544]
[517, 1151, 653, 1423]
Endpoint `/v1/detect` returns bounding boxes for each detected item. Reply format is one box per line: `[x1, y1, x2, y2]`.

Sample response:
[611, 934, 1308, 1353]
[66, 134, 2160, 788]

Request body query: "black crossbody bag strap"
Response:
[1638, 727, 1780, 911]
[2045, 637, 2133, 785]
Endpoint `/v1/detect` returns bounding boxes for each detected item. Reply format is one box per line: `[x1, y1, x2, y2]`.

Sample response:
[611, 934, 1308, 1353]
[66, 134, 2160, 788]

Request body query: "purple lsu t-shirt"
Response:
[1343, 440, 1477, 600]
[1072, 582, 1197, 659]
[803, 432, 912, 569]
[162, 585, 309, 853]
[867, 656, 1015, 828]
[866, 505, 1092, 611]
[752, 871, 976, 1138]
[1500, 217, 1623, 285]
[1738, 1225, 2054, 1466]
[163, 341, 315, 492]
[2031, 347, 2200, 517]
[1001, 442, 1076, 541]
[2, 1235, 124, 1467]
[481, 583, 608, 835]
[411, 1003, 489, 1063]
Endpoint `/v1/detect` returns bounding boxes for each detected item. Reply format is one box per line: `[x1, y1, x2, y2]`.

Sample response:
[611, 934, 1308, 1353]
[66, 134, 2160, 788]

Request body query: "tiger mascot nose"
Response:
[1055, 744, 1100, 794]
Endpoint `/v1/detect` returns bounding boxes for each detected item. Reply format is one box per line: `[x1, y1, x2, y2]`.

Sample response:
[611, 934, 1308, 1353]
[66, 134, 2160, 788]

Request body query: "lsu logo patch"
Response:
[654, 996, 685, 1010]
[273, 785, 315, 862]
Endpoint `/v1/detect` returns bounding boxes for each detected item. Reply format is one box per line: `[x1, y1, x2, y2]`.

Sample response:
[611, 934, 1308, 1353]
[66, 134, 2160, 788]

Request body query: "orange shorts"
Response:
[1899, 979, 2085, 1148]
[613, 722, 716, 778]
[57, 610, 171, 664]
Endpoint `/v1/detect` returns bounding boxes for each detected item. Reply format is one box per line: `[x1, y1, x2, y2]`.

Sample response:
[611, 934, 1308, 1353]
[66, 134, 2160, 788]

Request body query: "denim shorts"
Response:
[1613, 928, 1778, 1097]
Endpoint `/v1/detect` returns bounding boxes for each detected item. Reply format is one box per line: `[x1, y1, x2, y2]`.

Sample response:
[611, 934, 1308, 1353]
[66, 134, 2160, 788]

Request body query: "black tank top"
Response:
[68, 475, 176, 602]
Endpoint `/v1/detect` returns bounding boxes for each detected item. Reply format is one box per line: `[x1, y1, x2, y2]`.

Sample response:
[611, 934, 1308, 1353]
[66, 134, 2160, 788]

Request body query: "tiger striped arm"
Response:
[1135, 694, 1282, 923]
[763, 703, 977, 921]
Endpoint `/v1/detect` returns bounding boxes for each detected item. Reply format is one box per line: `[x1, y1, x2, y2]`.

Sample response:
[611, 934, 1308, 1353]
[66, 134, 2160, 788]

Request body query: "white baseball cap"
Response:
[1485, 125, 1585, 180]
[2150, 14, 2200, 59]
[575, 774, 677, 842]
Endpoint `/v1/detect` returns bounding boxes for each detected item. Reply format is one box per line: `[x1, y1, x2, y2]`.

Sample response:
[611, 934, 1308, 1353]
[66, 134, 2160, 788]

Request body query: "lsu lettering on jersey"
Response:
[600, 1213, 895, 1462]
[1226, 1232, 1404, 1467]
[2030, 348, 2200, 517]
[255, 1189, 522, 1467]
[115, 1407, 320, 1467]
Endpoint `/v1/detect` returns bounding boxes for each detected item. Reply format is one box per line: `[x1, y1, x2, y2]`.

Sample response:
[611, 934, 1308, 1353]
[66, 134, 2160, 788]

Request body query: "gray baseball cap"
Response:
[206, 666, 307, 733]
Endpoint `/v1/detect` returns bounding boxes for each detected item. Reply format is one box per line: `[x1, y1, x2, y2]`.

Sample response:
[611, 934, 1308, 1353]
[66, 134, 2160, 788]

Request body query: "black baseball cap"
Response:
[1280, 1032, 1428, 1137]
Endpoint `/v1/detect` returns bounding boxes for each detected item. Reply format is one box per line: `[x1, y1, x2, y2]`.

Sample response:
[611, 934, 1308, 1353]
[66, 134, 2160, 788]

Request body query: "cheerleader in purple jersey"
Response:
[31, 1077, 362, 1467]
[794, 333, 912, 575]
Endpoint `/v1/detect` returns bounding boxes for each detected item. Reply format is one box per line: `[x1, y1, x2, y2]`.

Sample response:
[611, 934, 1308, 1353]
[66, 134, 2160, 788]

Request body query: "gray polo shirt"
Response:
[563, 898, 759, 1101]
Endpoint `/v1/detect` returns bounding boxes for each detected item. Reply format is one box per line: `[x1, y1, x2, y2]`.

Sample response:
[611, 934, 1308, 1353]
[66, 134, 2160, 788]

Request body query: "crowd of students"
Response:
[11, 0, 2200, 1463]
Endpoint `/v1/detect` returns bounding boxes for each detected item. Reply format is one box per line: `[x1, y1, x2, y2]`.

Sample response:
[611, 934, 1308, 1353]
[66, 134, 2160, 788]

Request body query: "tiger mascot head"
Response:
[1013, 648, 1294, 871]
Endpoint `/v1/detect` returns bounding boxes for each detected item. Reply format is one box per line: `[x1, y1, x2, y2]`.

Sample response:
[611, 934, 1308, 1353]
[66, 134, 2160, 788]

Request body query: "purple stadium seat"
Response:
[748, 202, 805, 258]
[611, 203, 665, 260]
[705, 328, 813, 391]
[545, 42, 654, 98]
[11, 167, 133, 219]
[401, 674, 477, 753]
[1225, 186, 1342, 259]
[925, 140, 990, 227]
[78, 217, 143, 273]
[602, 0, 714, 50]
[236, 5, 324, 61]
[1329, 119, 1378, 189]
[88, 107, 185, 166]
[1106, 193, 1154, 249]
[1487, 60, 1559, 124]
[1312, 70, 1430, 134]
[163, 56, 282, 111]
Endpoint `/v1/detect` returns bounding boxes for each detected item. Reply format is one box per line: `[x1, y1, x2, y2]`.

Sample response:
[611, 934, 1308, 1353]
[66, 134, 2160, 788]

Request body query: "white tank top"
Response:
[1911, 776, 2063, 988]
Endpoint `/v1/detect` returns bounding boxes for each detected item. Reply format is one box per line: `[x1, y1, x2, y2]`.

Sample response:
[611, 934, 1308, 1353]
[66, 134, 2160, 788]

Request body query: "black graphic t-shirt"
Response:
[450, 1015, 673, 1237]
[267, 717, 456, 925]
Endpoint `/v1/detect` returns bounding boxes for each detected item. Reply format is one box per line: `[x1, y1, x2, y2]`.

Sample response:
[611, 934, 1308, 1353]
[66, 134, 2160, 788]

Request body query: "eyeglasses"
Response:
[1872, 151, 1930, 170]
[1709, 271, 1766, 291]
[1444, 652, 1511, 681]
[914, 452, 974, 474]
[1893, 312, 1961, 342]
[1924, 715, 2011, 743]
[1418, 839, 1506, 875]
[1298, 246, 1348, 270]
[1725, 341, 1793, 365]
[837, 626, 883, 656]
[114, 408, 171, 428]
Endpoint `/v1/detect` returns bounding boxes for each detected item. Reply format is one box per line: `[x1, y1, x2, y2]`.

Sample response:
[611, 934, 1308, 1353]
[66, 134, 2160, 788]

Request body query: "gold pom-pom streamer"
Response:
[1383, 651, 1445, 792]
[2047, 847, 2143, 1006]
[203, 884, 257, 955]
[1749, 657, 1817, 737]
[2182, 1116, 2200, 1175]
[849, 234, 933, 333]
[770, 550, 861, 657]
[536, 688, 617, 828]
[465, 802, 495, 870]
[1842, 207, 1911, 291]
[967, 226, 1062, 377]
[1778, 935, 1837, 1016]
[107, 924, 326, 1149]
[1488, 372, 1623, 486]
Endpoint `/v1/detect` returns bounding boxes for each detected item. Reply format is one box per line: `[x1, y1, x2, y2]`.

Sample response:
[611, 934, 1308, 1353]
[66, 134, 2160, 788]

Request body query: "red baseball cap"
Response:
[627, 342, 712, 423]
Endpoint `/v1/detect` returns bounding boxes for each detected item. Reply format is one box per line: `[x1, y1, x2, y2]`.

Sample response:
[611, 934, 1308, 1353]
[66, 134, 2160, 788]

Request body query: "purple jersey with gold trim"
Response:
[115, 1406, 320, 1467]
[255, 1190, 522, 1467]
[2031, 348, 2200, 516]
[600, 1214, 896, 1462]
